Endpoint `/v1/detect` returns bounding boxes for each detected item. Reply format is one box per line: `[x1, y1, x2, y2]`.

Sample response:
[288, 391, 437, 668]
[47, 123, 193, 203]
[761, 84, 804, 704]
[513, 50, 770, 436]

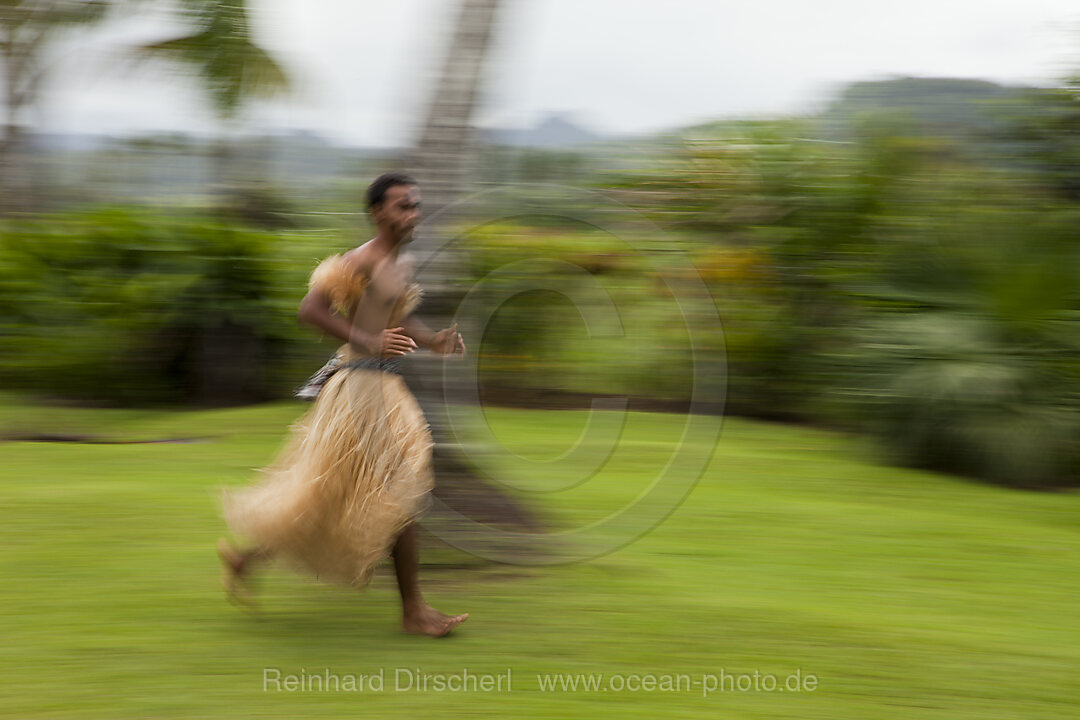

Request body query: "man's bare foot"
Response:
[403, 603, 469, 637]
[216, 539, 255, 609]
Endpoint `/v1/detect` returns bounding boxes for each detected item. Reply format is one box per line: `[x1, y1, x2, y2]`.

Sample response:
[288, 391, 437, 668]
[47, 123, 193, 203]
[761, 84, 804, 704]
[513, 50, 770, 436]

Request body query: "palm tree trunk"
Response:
[403, 0, 545, 554]
[407, 0, 501, 223]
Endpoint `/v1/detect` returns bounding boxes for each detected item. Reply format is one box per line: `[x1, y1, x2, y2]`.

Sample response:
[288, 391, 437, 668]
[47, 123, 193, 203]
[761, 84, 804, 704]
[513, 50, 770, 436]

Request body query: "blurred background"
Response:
[4, 1, 1080, 717]
[2, 0, 1079, 489]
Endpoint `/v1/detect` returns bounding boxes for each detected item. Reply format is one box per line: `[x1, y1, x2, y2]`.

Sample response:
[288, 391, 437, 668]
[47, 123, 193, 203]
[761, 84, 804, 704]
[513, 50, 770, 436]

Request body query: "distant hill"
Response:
[818, 76, 1032, 142]
[482, 114, 605, 148]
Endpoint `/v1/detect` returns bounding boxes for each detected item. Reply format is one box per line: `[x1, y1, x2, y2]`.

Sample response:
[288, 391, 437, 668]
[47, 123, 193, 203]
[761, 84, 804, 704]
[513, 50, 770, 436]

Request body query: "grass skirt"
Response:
[223, 367, 434, 587]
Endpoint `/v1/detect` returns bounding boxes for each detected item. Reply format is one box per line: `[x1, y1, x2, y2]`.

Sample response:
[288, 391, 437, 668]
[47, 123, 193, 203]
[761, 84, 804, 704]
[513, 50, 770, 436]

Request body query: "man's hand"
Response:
[430, 323, 466, 356]
[376, 327, 418, 357]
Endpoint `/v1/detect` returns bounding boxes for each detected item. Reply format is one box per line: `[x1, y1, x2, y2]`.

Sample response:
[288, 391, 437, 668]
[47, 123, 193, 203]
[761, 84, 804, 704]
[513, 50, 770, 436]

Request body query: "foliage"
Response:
[6, 70, 1080, 487]
[0, 207, 319, 404]
[131, 0, 292, 196]
[831, 188, 1080, 487]
[606, 105, 1080, 486]
[134, 0, 289, 122]
[995, 82, 1080, 202]
[458, 222, 698, 402]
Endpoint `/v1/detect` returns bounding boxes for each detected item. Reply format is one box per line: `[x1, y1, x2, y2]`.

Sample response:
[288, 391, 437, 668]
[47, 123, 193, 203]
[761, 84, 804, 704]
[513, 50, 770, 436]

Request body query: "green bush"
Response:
[0, 207, 322, 404]
[459, 222, 704, 403]
[830, 194, 1080, 487]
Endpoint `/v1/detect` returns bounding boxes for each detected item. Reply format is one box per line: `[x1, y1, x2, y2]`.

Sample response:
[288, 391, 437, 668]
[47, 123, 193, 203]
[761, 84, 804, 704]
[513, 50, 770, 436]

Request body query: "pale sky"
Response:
[40, 0, 1080, 146]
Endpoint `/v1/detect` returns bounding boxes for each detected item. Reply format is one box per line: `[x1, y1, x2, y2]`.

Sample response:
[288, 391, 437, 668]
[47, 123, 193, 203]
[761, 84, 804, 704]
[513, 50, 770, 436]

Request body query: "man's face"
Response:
[374, 184, 422, 242]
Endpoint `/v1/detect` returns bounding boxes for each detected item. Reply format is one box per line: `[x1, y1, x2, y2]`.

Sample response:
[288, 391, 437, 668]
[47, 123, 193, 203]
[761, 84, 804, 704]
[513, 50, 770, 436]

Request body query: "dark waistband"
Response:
[343, 357, 404, 375]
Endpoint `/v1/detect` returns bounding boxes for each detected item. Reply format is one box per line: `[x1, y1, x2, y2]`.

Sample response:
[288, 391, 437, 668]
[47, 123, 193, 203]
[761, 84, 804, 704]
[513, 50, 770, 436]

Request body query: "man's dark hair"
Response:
[367, 172, 417, 209]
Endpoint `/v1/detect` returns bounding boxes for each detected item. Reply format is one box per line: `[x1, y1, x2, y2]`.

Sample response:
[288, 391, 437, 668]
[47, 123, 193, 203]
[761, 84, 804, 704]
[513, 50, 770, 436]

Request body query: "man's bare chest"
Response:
[360, 258, 411, 312]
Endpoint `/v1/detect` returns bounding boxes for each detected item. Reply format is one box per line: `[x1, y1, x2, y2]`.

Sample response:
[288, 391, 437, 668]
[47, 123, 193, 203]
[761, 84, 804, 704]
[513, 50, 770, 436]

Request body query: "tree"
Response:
[0, 0, 111, 212]
[1001, 80, 1080, 202]
[402, 0, 547, 554]
[134, 0, 289, 189]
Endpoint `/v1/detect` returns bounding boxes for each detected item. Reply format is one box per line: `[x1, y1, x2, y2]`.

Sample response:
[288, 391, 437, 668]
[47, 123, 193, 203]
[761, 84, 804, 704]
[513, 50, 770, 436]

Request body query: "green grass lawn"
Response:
[2, 395, 1079, 719]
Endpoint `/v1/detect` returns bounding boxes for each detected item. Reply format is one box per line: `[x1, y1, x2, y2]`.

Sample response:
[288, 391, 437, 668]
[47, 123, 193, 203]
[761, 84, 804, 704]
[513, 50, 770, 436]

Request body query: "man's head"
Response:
[367, 172, 420, 243]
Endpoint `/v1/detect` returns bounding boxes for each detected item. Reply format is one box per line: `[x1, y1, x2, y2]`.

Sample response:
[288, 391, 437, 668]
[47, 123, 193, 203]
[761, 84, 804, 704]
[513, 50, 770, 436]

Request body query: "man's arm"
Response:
[396, 252, 464, 355]
[297, 290, 417, 357]
[402, 315, 465, 355]
[401, 315, 437, 350]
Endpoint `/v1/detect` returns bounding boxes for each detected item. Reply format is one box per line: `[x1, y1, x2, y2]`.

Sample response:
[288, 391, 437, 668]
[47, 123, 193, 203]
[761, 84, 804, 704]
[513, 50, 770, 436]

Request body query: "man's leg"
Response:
[393, 523, 468, 637]
[217, 539, 270, 606]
